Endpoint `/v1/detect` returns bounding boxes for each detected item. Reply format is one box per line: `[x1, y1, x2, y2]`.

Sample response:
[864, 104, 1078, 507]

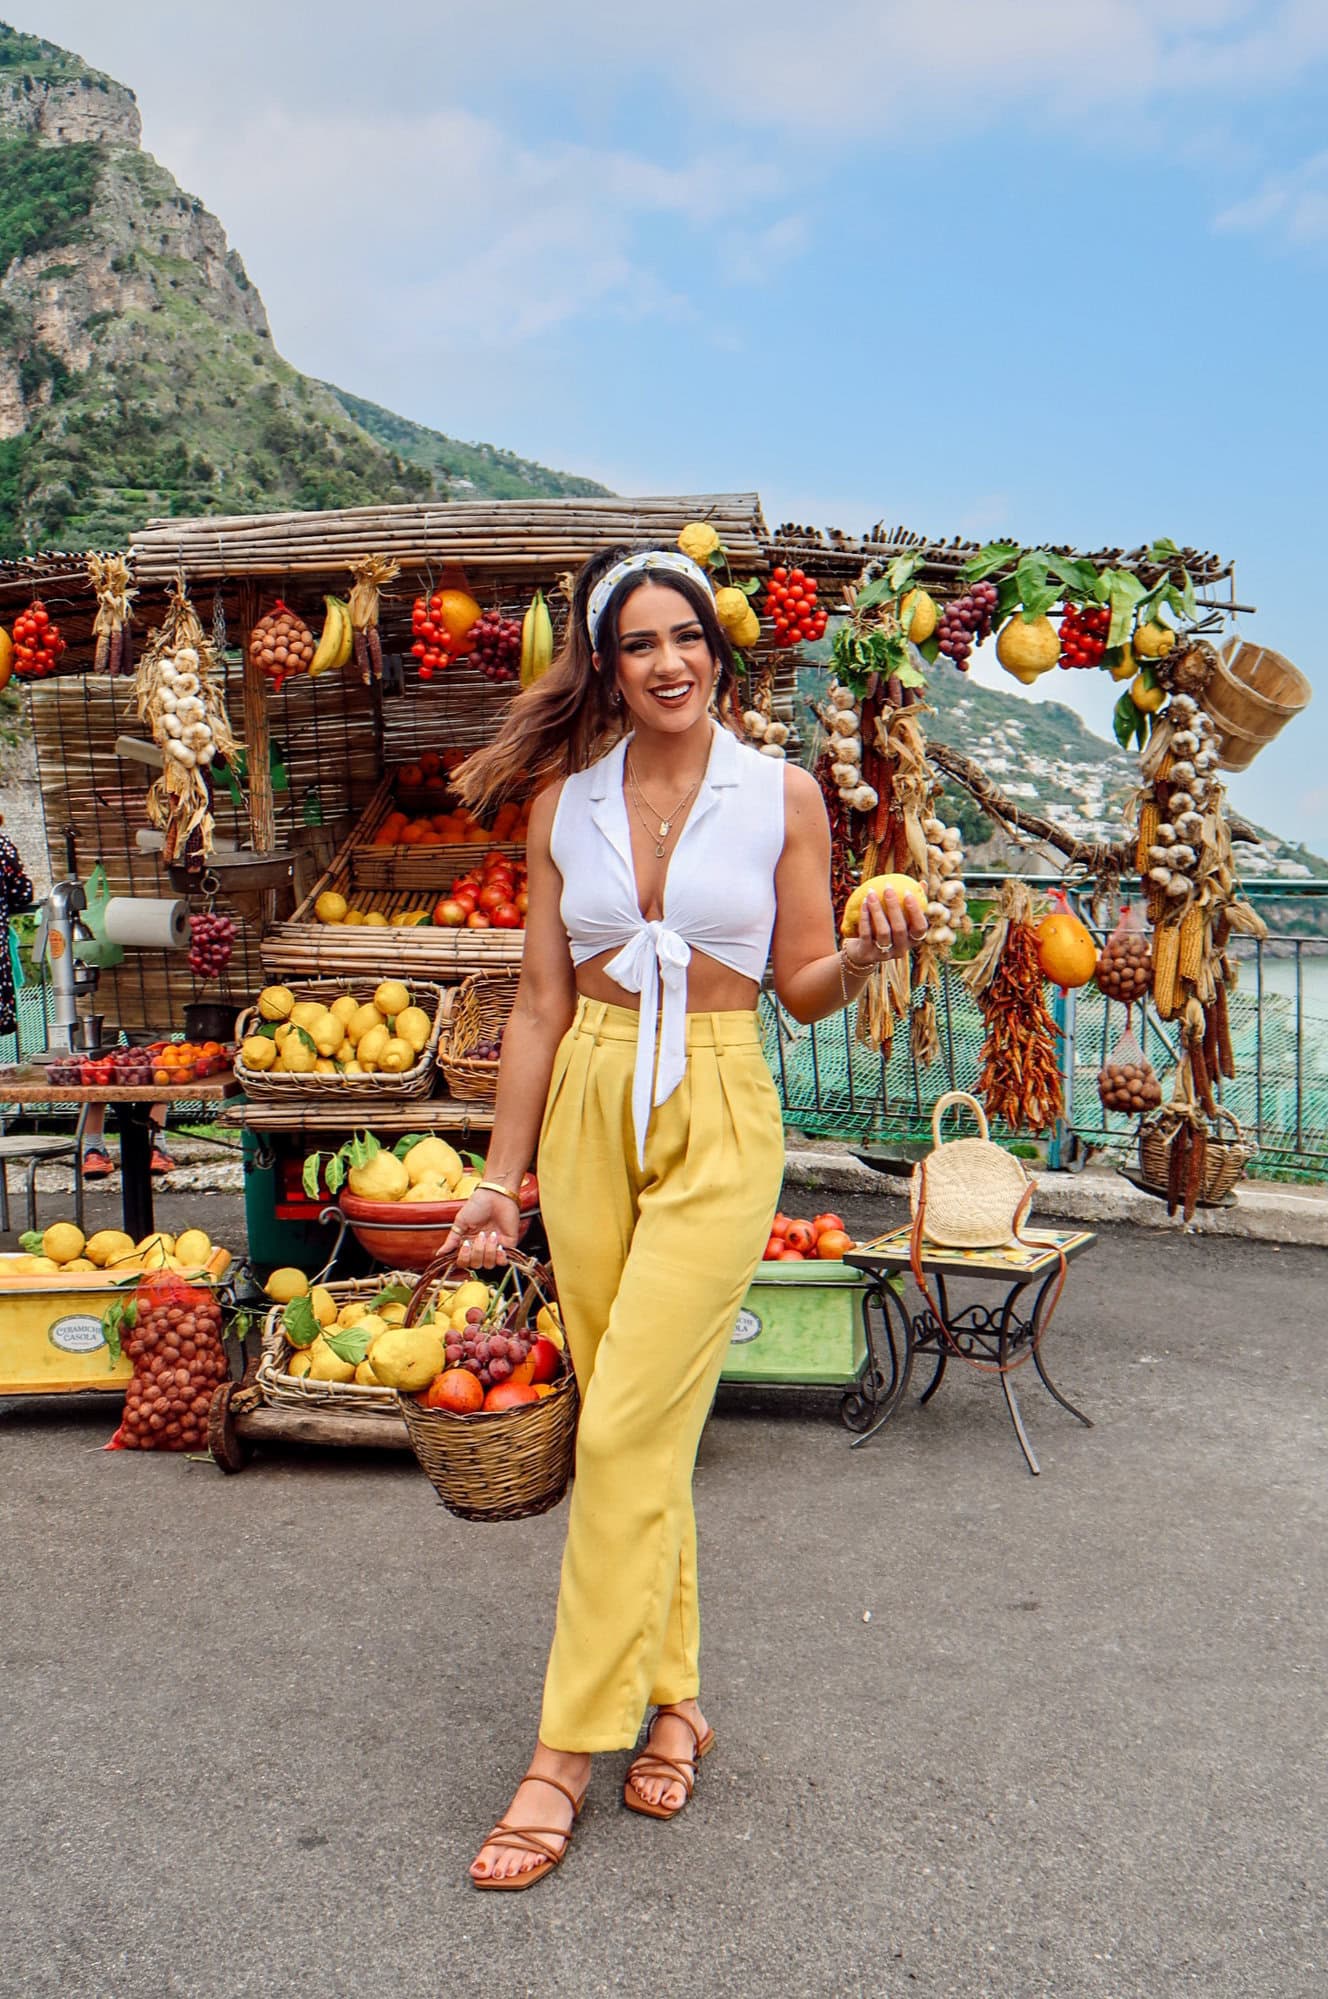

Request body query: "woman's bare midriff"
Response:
[575, 945, 760, 1015]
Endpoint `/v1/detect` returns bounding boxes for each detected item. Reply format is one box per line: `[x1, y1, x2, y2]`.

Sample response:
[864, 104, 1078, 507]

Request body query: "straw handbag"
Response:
[908, 1092, 1063, 1373]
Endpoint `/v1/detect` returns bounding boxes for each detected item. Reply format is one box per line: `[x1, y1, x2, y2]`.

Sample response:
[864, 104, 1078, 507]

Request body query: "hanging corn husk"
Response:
[133, 580, 239, 865]
[87, 554, 135, 676]
[347, 554, 400, 685]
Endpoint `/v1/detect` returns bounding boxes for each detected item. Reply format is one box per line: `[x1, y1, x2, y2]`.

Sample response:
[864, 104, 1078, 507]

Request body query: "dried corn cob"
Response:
[1179, 905, 1206, 981]
[1137, 800, 1160, 876]
[1183, 1125, 1208, 1222]
[1154, 922, 1181, 1018]
[1215, 981, 1235, 1079]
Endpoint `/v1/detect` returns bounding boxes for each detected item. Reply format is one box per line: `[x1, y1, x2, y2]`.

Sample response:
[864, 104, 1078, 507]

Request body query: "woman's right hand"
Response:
[443, 1189, 521, 1269]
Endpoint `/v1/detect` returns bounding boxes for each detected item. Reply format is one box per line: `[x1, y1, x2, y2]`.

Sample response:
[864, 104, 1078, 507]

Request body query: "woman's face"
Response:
[608, 582, 715, 735]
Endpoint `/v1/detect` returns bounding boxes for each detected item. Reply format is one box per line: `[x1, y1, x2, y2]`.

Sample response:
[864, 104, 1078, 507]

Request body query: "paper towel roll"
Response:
[103, 896, 190, 951]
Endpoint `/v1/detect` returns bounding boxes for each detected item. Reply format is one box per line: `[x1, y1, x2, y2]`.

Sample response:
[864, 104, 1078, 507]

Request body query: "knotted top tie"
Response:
[603, 920, 692, 1168]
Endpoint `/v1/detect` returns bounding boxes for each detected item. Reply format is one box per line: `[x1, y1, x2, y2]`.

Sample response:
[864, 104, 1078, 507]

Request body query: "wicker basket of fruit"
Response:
[439, 969, 519, 1102]
[256, 1274, 417, 1419]
[1138, 1103, 1253, 1207]
[233, 978, 448, 1101]
[390, 1249, 577, 1523]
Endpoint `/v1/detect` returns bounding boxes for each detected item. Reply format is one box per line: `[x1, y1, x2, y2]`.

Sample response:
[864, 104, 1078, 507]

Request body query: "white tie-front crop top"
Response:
[550, 724, 785, 1165]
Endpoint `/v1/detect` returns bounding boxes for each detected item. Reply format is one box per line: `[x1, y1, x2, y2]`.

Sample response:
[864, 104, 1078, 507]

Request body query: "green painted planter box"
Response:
[721, 1261, 868, 1387]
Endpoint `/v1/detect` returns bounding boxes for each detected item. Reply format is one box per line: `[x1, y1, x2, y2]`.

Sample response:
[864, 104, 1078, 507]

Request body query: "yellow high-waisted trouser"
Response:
[536, 997, 785, 1752]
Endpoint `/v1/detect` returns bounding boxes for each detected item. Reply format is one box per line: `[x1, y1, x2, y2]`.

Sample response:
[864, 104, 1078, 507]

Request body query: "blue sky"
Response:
[15, 1, 1328, 843]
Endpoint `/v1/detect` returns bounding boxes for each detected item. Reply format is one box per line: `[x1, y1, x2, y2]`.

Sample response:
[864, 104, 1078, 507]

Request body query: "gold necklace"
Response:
[625, 760, 703, 860]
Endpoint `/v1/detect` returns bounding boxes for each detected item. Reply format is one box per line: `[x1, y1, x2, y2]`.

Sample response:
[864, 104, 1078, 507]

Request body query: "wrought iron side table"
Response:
[842, 1225, 1097, 1476]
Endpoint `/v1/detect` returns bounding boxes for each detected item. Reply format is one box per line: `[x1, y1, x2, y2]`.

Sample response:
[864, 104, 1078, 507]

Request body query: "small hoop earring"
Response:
[611, 687, 623, 708]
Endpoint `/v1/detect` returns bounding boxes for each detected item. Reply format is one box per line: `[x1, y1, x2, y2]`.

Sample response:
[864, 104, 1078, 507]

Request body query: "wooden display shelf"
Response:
[223, 1096, 495, 1136]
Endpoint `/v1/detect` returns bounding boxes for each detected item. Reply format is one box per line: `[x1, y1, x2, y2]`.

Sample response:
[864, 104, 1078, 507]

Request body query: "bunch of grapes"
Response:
[188, 911, 237, 980]
[444, 1307, 532, 1391]
[935, 581, 999, 668]
[763, 568, 827, 648]
[469, 611, 522, 684]
[470, 1028, 505, 1062]
[1058, 602, 1111, 668]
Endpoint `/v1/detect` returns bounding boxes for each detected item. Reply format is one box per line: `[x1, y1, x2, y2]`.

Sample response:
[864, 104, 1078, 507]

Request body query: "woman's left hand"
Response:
[844, 887, 929, 971]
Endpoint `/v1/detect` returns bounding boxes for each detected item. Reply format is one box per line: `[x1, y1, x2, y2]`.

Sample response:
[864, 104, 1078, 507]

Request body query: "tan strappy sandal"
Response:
[623, 1706, 716, 1822]
[470, 1774, 586, 1892]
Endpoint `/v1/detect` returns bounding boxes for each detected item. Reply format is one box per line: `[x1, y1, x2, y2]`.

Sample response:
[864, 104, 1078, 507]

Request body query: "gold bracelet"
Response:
[838, 944, 873, 1009]
[476, 1177, 520, 1202]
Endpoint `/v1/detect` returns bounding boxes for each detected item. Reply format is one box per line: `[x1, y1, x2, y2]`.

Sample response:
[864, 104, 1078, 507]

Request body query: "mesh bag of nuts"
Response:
[248, 599, 315, 693]
[1098, 1026, 1163, 1116]
[1096, 903, 1153, 1007]
[104, 1272, 230, 1452]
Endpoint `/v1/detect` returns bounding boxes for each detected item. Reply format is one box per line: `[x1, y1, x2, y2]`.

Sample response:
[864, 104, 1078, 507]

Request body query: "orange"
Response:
[815, 1229, 853, 1260]
[399, 763, 424, 789]
[419, 1368, 484, 1414]
[418, 750, 441, 776]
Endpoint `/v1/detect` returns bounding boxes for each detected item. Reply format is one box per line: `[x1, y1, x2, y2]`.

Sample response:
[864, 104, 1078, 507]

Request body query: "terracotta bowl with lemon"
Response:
[338, 1172, 540, 1270]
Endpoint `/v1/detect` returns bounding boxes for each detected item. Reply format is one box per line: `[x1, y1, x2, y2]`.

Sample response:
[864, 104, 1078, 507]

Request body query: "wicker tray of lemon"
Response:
[233, 978, 449, 1100]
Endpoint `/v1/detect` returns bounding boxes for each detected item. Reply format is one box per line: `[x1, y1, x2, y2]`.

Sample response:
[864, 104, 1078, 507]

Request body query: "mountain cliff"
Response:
[0, 22, 605, 556]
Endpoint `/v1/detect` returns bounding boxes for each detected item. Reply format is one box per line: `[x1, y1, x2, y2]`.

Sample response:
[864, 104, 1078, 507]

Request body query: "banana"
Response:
[309, 596, 350, 677]
[330, 595, 354, 670]
[520, 590, 554, 689]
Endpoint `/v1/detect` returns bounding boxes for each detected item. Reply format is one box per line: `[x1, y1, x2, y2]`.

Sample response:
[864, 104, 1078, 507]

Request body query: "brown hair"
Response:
[453, 546, 743, 810]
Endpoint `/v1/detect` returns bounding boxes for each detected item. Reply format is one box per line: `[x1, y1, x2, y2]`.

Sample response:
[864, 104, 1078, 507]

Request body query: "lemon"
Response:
[175, 1228, 211, 1268]
[315, 890, 348, 924]
[1110, 650, 1137, 682]
[536, 1302, 565, 1350]
[995, 614, 1060, 676]
[402, 1178, 450, 1203]
[362, 911, 389, 928]
[353, 1314, 389, 1342]
[341, 1060, 365, 1078]
[1132, 620, 1176, 660]
[403, 1136, 463, 1188]
[343, 910, 365, 927]
[1130, 670, 1166, 714]
[449, 1279, 492, 1316]
[258, 985, 295, 1022]
[356, 1023, 389, 1068]
[375, 981, 411, 1017]
[240, 1033, 277, 1070]
[840, 873, 925, 939]
[346, 1150, 409, 1202]
[334, 1042, 356, 1067]
[354, 1358, 381, 1386]
[28, 1256, 61, 1273]
[63, 1257, 97, 1273]
[289, 1001, 326, 1031]
[265, 1266, 309, 1304]
[311, 1013, 343, 1057]
[713, 586, 750, 632]
[40, 1222, 85, 1266]
[310, 1285, 337, 1326]
[731, 605, 761, 650]
[347, 1003, 383, 1045]
[287, 1349, 314, 1378]
[336, 1301, 366, 1327]
[394, 1006, 431, 1053]
[378, 1303, 408, 1326]
[307, 1336, 356, 1384]
[313, 1058, 337, 1075]
[677, 521, 720, 563]
[367, 1324, 444, 1392]
[899, 588, 938, 644]
[378, 1036, 415, 1074]
[85, 1228, 134, 1268]
[279, 1035, 317, 1075]
[330, 994, 359, 1027]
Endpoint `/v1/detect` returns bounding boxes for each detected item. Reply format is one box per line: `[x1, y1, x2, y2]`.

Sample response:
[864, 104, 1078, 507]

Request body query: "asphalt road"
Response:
[2, 1205, 1324, 1999]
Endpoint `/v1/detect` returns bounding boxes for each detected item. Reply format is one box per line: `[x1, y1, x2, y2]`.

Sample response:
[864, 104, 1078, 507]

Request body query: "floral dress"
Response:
[0, 835, 35, 1037]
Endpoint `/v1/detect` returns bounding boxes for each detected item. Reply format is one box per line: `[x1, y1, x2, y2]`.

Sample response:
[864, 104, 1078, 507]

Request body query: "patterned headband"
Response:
[587, 549, 715, 650]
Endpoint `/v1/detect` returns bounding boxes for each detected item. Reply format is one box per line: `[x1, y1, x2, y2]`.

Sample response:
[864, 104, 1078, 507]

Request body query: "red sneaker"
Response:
[149, 1145, 176, 1175]
[82, 1147, 115, 1180]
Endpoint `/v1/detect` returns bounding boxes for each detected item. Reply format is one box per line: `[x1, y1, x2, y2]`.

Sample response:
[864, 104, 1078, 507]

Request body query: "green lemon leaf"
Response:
[1045, 555, 1100, 601]
[740, 575, 760, 597]
[101, 1300, 124, 1365]
[370, 1282, 414, 1312]
[289, 1025, 316, 1054]
[918, 634, 941, 665]
[894, 655, 927, 689]
[885, 553, 925, 596]
[283, 1294, 320, 1348]
[325, 1325, 373, 1364]
[854, 578, 892, 612]
[1014, 552, 1050, 606]
[325, 1153, 346, 1195]
[19, 1230, 43, 1255]
[1103, 645, 1128, 676]
[393, 1135, 425, 1159]
[994, 574, 1023, 623]
[1113, 691, 1142, 749]
[345, 1131, 381, 1170]
[1102, 570, 1148, 648]
[959, 541, 1020, 584]
[302, 1152, 325, 1201]
[1019, 579, 1062, 621]
[1147, 537, 1181, 562]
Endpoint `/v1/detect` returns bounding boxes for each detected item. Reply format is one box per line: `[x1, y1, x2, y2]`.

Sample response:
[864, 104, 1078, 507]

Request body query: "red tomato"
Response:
[812, 1213, 845, 1238]
[784, 1220, 817, 1254]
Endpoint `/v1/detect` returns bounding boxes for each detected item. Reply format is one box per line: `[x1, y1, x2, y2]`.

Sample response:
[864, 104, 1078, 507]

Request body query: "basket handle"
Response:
[930, 1090, 990, 1148]
[1210, 1104, 1246, 1142]
[402, 1245, 554, 1330]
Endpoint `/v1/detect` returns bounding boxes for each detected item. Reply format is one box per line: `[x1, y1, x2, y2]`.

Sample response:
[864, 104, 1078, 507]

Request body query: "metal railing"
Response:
[762, 878, 1328, 1180]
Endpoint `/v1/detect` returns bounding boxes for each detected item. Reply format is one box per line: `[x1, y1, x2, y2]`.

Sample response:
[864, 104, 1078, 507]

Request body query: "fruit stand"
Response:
[0, 492, 1311, 1471]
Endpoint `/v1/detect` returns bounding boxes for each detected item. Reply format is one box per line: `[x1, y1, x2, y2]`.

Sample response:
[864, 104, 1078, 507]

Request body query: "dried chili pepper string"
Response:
[976, 919, 1065, 1135]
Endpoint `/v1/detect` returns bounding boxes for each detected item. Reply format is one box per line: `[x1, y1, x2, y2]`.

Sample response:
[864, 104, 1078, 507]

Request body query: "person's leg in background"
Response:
[82, 1102, 174, 1178]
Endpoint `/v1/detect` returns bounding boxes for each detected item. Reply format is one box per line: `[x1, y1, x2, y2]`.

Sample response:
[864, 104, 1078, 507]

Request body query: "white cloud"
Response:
[1214, 150, 1328, 245]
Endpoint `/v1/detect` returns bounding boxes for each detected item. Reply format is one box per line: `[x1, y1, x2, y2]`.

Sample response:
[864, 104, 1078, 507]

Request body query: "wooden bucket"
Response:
[1201, 639, 1312, 771]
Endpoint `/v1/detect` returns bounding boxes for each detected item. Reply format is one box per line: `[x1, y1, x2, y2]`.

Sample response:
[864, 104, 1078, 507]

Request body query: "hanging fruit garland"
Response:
[11, 599, 66, 679]
[135, 582, 239, 865]
[87, 553, 135, 676]
[960, 880, 1065, 1134]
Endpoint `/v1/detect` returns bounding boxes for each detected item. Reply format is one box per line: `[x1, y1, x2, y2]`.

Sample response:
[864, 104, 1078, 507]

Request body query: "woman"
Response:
[445, 545, 926, 1891]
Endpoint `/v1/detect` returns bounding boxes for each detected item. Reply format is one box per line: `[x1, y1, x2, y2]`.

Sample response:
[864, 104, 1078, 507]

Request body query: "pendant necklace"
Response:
[625, 760, 702, 859]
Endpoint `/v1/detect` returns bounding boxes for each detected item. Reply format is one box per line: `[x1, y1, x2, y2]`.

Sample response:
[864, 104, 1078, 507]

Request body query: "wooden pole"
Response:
[240, 580, 274, 856]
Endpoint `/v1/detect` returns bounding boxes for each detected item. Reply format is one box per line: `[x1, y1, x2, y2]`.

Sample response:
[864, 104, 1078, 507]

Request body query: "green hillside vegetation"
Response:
[327, 387, 609, 501]
[0, 23, 94, 84]
[0, 134, 99, 270]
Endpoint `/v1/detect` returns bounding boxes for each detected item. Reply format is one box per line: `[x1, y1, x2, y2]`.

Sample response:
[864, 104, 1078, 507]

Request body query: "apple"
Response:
[466, 910, 492, 929]
[483, 1382, 541, 1412]
[491, 902, 522, 928]
[528, 1335, 561, 1384]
